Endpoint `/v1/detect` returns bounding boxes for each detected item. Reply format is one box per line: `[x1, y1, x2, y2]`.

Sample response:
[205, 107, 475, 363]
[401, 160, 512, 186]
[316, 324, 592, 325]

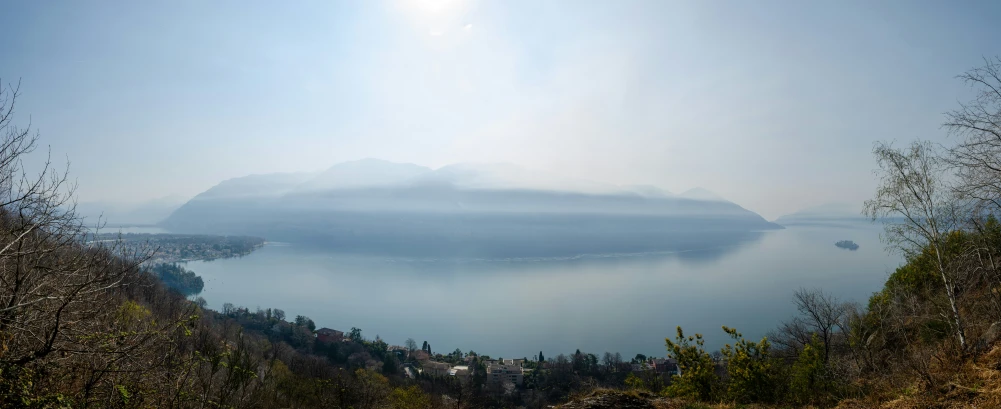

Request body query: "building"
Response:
[486, 362, 524, 386]
[422, 361, 450, 377]
[630, 362, 650, 372]
[315, 328, 343, 344]
[387, 345, 409, 360]
[448, 365, 471, 383]
[650, 358, 680, 376]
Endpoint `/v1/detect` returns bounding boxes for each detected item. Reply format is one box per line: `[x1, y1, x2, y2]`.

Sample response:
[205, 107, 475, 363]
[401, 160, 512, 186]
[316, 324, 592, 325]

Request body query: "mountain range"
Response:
[160, 159, 782, 257]
[773, 202, 869, 227]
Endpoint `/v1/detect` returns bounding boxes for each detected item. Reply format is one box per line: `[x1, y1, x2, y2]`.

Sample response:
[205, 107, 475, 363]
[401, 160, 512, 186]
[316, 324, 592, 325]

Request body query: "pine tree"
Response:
[539, 351, 544, 362]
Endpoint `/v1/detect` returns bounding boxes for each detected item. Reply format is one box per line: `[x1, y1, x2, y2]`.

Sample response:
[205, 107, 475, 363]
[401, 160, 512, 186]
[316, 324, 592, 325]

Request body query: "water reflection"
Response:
[185, 224, 899, 359]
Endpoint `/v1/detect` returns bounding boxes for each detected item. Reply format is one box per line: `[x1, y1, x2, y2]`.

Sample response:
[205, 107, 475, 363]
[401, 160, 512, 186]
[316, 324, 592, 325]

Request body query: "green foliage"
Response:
[389, 386, 433, 409]
[114, 384, 132, 404]
[632, 353, 647, 364]
[294, 315, 316, 331]
[151, 263, 205, 296]
[720, 326, 781, 404]
[664, 326, 719, 401]
[350, 327, 363, 342]
[0, 364, 73, 408]
[625, 371, 665, 393]
[788, 335, 835, 406]
[383, 354, 398, 375]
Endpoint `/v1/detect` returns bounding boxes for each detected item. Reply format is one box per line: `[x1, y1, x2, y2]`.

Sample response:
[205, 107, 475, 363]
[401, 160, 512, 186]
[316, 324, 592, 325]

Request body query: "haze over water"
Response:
[186, 222, 899, 358]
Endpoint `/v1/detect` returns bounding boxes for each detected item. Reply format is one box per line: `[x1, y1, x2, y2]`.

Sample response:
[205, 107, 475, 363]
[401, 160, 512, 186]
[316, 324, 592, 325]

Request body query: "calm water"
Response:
[185, 223, 900, 359]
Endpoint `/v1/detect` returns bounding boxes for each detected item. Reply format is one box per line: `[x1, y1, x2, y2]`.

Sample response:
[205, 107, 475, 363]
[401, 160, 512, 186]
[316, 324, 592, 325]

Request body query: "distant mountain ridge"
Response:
[163, 159, 780, 257]
[774, 202, 869, 227]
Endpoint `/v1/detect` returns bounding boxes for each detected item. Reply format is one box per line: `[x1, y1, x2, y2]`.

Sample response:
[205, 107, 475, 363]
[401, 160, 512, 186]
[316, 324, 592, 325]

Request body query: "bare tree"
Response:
[943, 56, 1001, 325]
[769, 314, 813, 357]
[945, 56, 1001, 212]
[864, 140, 968, 350]
[794, 288, 847, 363]
[406, 337, 418, 360]
[0, 80, 202, 406]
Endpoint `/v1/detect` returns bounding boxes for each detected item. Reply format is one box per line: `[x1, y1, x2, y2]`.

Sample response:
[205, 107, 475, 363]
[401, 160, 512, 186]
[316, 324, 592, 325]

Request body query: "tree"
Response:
[864, 140, 968, 350]
[389, 385, 433, 409]
[945, 56, 1001, 213]
[273, 308, 285, 321]
[538, 351, 544, 362]
[632, 353, 647, 364]
[151, 263, 204, 296]
[664, 327, 719, 401]
[943, 56, 1001, 322]
[0, 80, 194, 405]
[788, 335, 835, 406]
[720, 326, 779, 403]
[350, 327, 363, 342]
[295, 314, 315, 331]
[383, 354, 399, 375]
[791, 288, 847, 363]
[405, 338, 417, 358]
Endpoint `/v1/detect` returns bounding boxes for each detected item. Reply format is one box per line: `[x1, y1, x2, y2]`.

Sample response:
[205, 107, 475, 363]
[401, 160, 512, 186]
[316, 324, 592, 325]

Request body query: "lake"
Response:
[185, 222, 901, 359]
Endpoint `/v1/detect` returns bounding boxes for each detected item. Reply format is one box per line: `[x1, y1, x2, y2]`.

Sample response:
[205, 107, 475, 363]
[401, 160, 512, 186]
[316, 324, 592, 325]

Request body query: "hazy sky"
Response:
[2, 0, 999, 219]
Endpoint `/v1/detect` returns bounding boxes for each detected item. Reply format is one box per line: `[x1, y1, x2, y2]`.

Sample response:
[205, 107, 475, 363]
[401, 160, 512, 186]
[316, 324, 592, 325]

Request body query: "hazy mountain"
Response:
[162, 159, 781, 257]
[78, 194, 190, 226]
[774, 202, 868, 227]
[622, 185, 673, 198]
[678, 187, 726, 202]
[407, 162, 623, 194]
[193, 172, 316, 200]
[292, 158, 431, 192]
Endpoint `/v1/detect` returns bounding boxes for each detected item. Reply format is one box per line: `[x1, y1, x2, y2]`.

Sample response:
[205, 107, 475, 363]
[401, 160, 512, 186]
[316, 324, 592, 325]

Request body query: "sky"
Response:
[1, 0, 1000, 220]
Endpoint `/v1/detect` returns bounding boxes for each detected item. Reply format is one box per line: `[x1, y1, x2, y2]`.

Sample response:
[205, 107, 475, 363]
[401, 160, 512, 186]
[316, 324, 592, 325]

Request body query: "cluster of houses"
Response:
[633, 357, 681, 377]
[316, 328, 678, 386]
[410, 355, 527, 386]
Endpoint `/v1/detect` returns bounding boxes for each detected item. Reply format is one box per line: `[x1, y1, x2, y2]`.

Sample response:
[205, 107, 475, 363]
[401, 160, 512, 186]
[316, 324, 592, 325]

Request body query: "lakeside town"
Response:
[315, 328, 681, 391]
[89, 232, 266, 264]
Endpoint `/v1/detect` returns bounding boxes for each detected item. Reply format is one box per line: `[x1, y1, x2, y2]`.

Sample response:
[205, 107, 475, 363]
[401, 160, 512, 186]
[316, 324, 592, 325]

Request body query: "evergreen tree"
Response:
[539, 351, 544, 362]
[720, 326, 780, 403]
[789, 335, 834, 405]
[664, 326, 719, 401]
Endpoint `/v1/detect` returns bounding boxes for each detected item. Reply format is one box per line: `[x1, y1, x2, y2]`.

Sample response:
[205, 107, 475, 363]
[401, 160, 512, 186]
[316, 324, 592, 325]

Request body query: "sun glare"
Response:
[408, 0, 461, 14]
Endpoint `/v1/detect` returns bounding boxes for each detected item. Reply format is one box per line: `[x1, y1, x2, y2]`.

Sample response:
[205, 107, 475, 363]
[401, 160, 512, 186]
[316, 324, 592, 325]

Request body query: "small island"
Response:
[835, 240, 859, 251]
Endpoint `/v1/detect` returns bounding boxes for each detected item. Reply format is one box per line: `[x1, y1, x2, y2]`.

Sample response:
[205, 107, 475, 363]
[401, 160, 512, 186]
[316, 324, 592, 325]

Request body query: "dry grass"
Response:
[558, 348, 1001, 409]
[829, 344, 1001, 409]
